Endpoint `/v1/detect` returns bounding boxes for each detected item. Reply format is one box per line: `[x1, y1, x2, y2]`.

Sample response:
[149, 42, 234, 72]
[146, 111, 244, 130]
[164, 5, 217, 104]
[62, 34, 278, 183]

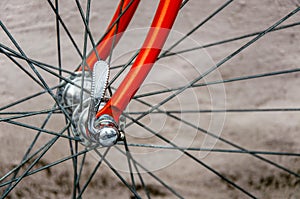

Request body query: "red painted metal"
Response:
[85, 0, 140, 69]
[96, 0, 183, 121]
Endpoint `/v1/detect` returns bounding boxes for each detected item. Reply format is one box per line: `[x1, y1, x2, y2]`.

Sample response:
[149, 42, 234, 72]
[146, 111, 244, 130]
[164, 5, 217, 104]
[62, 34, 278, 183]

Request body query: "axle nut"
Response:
[96, 114, 119, 147]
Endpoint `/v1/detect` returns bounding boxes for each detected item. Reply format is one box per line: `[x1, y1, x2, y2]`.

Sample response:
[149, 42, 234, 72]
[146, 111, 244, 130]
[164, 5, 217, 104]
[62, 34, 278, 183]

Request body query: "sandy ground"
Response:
[0, 0, 300, 198]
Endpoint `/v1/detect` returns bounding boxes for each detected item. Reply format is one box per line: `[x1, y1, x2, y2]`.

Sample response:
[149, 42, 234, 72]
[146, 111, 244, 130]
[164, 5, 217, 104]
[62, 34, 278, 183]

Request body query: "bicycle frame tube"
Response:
[96, 0, 182, 122]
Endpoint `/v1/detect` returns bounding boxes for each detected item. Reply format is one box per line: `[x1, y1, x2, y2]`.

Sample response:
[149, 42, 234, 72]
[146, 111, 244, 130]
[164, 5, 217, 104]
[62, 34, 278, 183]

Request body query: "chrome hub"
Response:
[60, 61, 122, 147]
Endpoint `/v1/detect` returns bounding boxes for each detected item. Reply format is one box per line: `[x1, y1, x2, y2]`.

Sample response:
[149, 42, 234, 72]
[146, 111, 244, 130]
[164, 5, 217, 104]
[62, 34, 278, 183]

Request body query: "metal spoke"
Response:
[3, 119, 78, 140]
[76, 147, 110, 198]
[0, 21, 75, 124]
[109, 51, 139, 87]
[0, 107, 64, 121]
[123, 137, 137, 193]
[75, 0, 100, 62]
[0, 43, 75, 75]
[125, 7, 300, 128]
[110, 21, 300, 71]
[159, 0, 234, 58]
[73, 0, 137, 72]
[0, 147, 90, 188]
[123, 113, 257, 198]
[0, 45, 81, 88]
[2, 105, 56, 192]
[130, 96, 300, 179]
[0, 85, 60, 112]
[92, 0, 135, 51]
[75, 152, 87, 198]
[0, 43, 89, 93]
[0, 47, 43, 88]
[0, 107, 57, 183]
[1, 123, 70, 197]
[78, 0, 92, 112]
[65, 119, 79, 199]
[126, 107, 300, 115]
[163, 22, 300, 58]
[46, 0, 83, 59]
[0, 137, 51, 183]
[115, 145, 183, 198]
[107, 0, 124, 65]
[115, 143, 152, 199]
[94, 149, 142, 199]
[108, 0, 197, 71]
[119, 143, 300, 157]
[134, 68, 300, 99]
[0, 109, 62, 115]
[55, 0, 62, 82]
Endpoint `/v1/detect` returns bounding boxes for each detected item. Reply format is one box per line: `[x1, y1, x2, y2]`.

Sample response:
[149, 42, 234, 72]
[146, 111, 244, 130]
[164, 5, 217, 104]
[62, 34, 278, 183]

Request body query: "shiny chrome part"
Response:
[64, 60, 121, 147]
[95, 114, 120, 146]
[86, 61, 110, 141]
[71, 99, 92, 146]
[61, 71, 92, 112]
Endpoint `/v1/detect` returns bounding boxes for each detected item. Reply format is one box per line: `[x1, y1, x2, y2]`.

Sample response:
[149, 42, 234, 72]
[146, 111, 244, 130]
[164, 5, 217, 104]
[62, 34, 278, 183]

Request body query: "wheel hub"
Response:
[59, 61, 122, 147]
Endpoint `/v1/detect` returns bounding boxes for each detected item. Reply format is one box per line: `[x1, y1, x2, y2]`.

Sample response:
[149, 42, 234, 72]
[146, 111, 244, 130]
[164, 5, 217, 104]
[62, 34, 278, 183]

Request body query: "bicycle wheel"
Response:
[1, 0, 300, 198]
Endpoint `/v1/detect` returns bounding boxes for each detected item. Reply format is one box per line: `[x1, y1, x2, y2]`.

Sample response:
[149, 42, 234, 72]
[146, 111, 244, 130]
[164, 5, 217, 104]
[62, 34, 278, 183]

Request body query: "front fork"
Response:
[58, 0, 182, 147]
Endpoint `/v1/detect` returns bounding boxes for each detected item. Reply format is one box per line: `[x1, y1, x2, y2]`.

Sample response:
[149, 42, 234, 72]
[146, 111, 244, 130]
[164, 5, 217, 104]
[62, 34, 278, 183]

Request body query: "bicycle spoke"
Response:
[0, 43, 75, 75]
[120, 143, 300, 157]
[55, 0, 62, 82]
[109, 50, 139, 86]
[160, 0, 234, 58]
[76, 147, 110, 198]
[0, 47, 44, 88]
[116, 141, 152, 199]
[75, 152, 87, 198]
[1, 123, 71, 197]
[46, 0, 83, 60]
[0, 21, 76, 124]
[78, 0, 92, 112]
[0, 137, 51, 183]
[125, 7, 300, 128]
[163, 21, 300, 58]
[0, 109, 62, 115]
[115, 146, 182, 198]
[65, 119, 79, 199]
[73, 0, 137, 72]
[3, 119, 78, 140]
[2, 105, 56, 192]
[123, 137, 137, 193]
[0, 107, 64, 121]
[0, 45, 86, 88]
[0, 147, 90, 188]
[126, 107, 300, 115]
[94, 148, 142, 199]
[0, 85, 61, 112]
[131, 96, 300, 179]
[0, 42, 90, 92]
[92, 0, 135, 50]
[110, 21, 300, 71]
[134, 67, 300, 98]
[75, 0, 100, 62]
[108, 0, 197, 71]
[108, 0, 124, 65]
[123, 113, 257, 198]
[0, 109, 56, 182]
